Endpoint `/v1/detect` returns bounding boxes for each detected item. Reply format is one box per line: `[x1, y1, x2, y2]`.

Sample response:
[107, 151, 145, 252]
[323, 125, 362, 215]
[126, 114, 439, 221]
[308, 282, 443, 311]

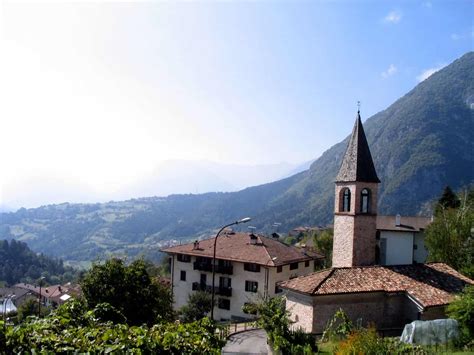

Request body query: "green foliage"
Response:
[179, 291, 213, 323]
[3, 300, 225, 353]
[80, 258, 174, 326]
[0, 239, 78, 286]
[254, 296, 317, 354]
[321, 308, 354, 342]
[435, 186, 461, 214]
[312, 229, 333, 268]
[447, 285, 474, 344]
[16, 298, 50, 321]
[334, 327, 389, 355]
[425, 189, 474, 277]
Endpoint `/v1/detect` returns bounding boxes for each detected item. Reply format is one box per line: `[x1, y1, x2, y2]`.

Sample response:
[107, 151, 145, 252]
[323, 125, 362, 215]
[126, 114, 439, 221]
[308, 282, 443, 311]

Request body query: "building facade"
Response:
[163, 232, 323, 321]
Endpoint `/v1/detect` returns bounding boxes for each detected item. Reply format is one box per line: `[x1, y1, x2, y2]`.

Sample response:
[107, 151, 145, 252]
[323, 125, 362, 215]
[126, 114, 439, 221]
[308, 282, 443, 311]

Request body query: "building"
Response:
[162, 231, 324, 321]
[280, 111, 473, 334]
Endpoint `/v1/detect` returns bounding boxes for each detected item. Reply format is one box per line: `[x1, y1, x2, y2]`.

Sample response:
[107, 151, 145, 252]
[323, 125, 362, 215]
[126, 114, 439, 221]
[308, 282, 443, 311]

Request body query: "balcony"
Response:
[192, 282, 232, 297]
[193, 262, 233, 275]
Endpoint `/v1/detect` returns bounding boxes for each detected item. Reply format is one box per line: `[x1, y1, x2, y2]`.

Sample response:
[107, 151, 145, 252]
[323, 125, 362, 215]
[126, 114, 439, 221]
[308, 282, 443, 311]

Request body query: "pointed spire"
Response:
[335, 111, 380, 183]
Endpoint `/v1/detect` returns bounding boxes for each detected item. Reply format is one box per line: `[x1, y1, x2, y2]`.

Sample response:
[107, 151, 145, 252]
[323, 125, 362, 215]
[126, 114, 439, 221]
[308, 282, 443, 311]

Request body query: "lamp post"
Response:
[38, 276, 45, 317]
[210, 217, 251, 321]
[3, 294, 14, 332]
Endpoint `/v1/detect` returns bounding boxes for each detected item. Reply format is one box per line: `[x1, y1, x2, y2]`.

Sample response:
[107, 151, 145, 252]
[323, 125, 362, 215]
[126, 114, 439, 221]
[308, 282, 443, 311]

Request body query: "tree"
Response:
[312, 229, 333, 268]
[80, 258, 173, 326]
[179, 291, 213, 322]
[447, 285, 474, 344]
[435, 186, 461, 214]
[425, 189, 474, 277]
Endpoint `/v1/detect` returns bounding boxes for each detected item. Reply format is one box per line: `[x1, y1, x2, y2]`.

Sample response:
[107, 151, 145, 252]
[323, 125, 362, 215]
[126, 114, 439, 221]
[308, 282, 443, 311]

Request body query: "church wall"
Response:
[353, 216, 377, 266]
[308, 292, 415, 334]
[285, 292, 314, 333]
[421, 306, 446, 321]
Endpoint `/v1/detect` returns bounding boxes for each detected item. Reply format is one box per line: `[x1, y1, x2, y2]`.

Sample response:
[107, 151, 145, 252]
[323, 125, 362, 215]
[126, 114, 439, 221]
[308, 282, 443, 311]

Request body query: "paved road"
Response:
[221, 328, 268, 355]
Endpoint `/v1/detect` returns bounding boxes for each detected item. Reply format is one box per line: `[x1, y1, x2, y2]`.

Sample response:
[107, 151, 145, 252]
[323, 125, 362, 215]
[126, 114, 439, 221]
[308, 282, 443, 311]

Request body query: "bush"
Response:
[334, 327, 388, 355]
[179, 291, 213, 322]
[447, 285, 474, 345]
[321, 308, 354, 342]
[4, 301, 225, 353]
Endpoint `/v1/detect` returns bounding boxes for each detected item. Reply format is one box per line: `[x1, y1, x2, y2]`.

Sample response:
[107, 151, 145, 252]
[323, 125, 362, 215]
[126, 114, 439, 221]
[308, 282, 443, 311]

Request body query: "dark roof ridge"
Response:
[311, 268, 336, 294]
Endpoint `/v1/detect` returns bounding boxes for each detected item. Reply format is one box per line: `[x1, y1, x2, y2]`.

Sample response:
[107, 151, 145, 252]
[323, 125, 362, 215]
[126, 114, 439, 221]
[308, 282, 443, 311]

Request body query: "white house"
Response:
[163, 231, 324, 321]
[376, 215, 431, 265]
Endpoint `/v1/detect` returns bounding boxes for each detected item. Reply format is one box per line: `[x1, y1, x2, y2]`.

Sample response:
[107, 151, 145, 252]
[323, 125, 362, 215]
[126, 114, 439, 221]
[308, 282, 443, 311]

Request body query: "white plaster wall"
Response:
[170, 254, 316, 321]
[381, 231, 413, 265]
[413, 232, 428, 263]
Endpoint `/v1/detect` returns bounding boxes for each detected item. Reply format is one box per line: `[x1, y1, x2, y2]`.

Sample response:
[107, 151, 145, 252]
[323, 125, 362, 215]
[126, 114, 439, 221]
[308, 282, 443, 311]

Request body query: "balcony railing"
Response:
[193, 262, 233, 275]
[192, 282, 232, 297]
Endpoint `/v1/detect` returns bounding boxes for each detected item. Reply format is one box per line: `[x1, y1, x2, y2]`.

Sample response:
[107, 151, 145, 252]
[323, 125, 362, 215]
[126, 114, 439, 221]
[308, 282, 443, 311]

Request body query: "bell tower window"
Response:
[361, 188, 370, 213]
[342, 188, 351, 212]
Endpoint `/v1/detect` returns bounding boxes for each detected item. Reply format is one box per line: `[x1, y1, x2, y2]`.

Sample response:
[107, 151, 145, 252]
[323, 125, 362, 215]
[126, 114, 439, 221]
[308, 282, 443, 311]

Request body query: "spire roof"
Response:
[336, 111, 380, 183]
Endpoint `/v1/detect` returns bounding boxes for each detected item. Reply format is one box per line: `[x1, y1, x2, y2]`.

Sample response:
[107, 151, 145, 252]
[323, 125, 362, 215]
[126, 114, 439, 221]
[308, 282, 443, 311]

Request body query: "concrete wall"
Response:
[381, 231, 414, 265]
[170, 254, 315, 321]
[414, 232, 429, 263]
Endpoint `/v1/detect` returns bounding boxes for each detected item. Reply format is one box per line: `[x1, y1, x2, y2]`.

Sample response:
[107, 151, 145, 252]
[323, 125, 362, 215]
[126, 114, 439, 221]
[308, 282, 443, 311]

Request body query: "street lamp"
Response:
[38, 276, 45, 317]
[210, 217, 251, 321]
[3, 294, 15, 332]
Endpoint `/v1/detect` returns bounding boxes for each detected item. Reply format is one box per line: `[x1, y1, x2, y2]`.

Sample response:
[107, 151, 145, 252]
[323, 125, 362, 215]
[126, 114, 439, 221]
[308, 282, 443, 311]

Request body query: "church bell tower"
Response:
[332, 110, 380, 267]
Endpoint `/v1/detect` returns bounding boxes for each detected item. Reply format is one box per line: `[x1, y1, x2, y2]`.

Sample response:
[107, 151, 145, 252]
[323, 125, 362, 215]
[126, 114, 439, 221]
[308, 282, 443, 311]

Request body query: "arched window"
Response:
[342, 188, 351, 212]
[361, 188, 370, 213]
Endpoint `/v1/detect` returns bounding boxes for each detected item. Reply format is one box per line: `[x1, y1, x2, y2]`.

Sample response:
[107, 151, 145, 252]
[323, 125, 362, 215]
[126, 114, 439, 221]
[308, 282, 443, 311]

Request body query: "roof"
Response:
[335, 112, 380, 183]
[280, 263, 473, 308]
[377, 215, 432, 232]
[162, 232, 324, 267]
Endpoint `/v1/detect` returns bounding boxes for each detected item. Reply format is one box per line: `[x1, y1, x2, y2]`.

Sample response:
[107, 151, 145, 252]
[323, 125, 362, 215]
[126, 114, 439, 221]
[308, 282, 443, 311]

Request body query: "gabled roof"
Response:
[336, 112, 380, 183]
[162, 232, 324, 267]
[280, 263, 473, 308]
[376, 215, 432, 232]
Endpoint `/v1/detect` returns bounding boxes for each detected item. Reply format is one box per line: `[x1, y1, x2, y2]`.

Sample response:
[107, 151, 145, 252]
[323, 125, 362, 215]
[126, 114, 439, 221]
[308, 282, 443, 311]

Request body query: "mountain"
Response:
[0, 239, 78, 286]
[1, 52, 473, 262]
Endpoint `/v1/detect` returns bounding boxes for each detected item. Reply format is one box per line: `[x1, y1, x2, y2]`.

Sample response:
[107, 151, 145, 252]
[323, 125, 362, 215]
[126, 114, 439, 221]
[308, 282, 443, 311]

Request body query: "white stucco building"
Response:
[163, 232, 323, 321]
[376, 215, 431, 265]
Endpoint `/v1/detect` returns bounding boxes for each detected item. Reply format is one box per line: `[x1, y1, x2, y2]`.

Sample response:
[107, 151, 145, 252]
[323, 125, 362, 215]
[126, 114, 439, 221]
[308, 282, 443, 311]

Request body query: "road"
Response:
[221, 328, 268, 355]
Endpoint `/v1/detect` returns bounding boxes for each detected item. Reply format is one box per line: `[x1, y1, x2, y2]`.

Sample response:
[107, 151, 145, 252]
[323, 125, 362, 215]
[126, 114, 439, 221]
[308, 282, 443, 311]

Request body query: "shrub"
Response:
[334, 327, 388, 355]
[321, 308, 354, 342]
[447, 285, 474, 345]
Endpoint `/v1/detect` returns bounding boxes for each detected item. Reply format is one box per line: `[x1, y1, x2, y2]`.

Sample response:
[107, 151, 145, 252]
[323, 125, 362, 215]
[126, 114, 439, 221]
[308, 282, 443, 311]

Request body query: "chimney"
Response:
[249, 234, 258, 245]
[193, 240, 200, 250]
[395, 214, 401, 227]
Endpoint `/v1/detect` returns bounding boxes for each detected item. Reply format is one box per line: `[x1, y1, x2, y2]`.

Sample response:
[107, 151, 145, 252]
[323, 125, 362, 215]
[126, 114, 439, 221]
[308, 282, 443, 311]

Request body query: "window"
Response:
[342, 188, 351, 212]
[276, 265, 283, 273]
[244, 263, 261, 272]
[361, 188, 370, 213]
[245, 281, 258, 293]
[305, 260, 310, 267]
[219, 276, 231, 288]
[275, 285, 283, 294]
[177, 254, 191, 263]
[218, 298, 230, 310]
[290, 262, 299, 270]
[180, 270, 186, 281]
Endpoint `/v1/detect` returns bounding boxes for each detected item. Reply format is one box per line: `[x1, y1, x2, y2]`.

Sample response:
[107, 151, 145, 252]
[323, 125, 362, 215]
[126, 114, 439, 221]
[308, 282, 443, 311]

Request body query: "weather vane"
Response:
[357, 100, 361, 113]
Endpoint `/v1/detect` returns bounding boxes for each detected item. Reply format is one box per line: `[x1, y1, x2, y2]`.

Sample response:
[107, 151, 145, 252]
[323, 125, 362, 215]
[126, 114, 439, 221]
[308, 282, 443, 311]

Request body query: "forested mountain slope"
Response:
[1, 52, 472, 262]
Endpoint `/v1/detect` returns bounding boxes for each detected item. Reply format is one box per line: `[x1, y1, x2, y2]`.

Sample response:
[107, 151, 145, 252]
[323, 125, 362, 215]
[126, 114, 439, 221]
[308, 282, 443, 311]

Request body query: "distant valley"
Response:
[1, 52, 473, 264]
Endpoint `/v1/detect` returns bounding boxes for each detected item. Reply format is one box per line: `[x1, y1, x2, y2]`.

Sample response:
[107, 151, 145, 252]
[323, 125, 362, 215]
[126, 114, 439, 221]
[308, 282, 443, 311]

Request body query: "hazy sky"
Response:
[0, 0, 472, 208]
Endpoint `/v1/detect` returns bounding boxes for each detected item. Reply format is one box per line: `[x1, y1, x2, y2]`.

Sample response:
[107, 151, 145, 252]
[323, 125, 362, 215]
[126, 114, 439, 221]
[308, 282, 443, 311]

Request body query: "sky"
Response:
[0, 0, 472, 209]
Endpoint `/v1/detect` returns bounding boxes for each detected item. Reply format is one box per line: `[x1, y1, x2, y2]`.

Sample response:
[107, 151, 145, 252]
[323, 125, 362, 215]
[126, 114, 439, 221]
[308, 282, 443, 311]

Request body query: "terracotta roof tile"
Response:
[280, 263, 473, 308]
[162, 232, 324, 266]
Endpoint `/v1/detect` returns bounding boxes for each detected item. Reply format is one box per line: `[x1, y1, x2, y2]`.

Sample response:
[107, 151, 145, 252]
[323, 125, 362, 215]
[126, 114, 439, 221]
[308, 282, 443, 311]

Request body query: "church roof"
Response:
[162, 232, 324, 267]
[279, 263, 473, 309]
[335, 112, 380, 183]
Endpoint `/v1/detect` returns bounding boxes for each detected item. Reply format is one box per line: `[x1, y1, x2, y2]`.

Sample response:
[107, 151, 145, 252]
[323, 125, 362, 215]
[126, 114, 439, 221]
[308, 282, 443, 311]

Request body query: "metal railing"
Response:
[193, 262, 233, 275]
[191, 282, 232, 297]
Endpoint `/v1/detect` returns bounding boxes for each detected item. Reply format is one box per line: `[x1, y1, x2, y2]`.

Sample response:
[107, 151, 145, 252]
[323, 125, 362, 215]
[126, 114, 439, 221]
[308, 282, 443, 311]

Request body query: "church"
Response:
[280, 111, 473, 334]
